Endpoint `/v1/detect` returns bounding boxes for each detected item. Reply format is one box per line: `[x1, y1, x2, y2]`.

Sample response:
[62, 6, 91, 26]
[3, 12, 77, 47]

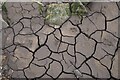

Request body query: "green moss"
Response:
[71, 2, 87, 16]
[37, 2, 88, 25]
[46, 3, 70, 25]
[38, 3, 43, 14]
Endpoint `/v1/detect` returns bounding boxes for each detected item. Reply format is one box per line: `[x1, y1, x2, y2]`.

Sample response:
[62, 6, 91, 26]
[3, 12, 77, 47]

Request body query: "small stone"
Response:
[73, 69, 83, 78]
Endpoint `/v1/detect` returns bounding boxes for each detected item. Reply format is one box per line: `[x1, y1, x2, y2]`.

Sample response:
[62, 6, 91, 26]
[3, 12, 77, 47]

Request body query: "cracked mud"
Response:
[1, 2, 120, 80]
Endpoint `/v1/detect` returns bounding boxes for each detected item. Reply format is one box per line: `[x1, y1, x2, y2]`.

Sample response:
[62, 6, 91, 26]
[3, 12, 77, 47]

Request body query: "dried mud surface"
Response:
[2, 2, 120, 79]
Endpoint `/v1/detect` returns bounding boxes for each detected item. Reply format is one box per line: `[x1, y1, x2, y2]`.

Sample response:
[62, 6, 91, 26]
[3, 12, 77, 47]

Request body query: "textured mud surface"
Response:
[2, 2, 120, 79]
